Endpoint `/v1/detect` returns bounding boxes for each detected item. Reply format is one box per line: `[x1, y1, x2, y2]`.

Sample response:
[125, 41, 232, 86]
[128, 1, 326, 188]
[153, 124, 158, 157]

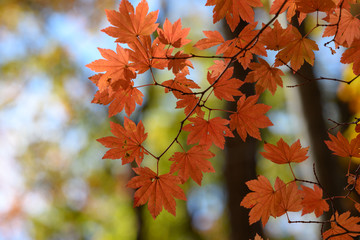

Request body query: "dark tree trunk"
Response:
[292, 19, 346, 216]
[223, 21, 263, 240]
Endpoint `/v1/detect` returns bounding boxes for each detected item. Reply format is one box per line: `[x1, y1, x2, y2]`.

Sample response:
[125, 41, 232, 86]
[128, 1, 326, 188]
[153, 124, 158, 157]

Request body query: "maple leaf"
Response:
[295, 0, 335, 13]
[97, 118, 148, 166]
[102, 0, 159, 43]
[270, 0, 307, 24]
[208, 60, 228, 77]
[260, 138, 309, 164]
[275, 26, 319, 71]
[170, 145, 215, 185]
[157, 18, 191, 48]
[324, 131, 360, 158]
[218, 23, 267, 69]
[322, 211, 360, 240]
[341, 39, 360, 75]
[175, 93, 205, 117]
[168, 51, 194, 74]
[323, 9, 360, 47]
[127, 167, 186, 219]
[108, 84, 144, 117]
[260, 20, 295, 51]
[356, 124, 360, 133]
[206, 0, 263, 31]
[245, 58, 284, 95]
[194, 30, 225, 50]
[129, 36, 169, 73]
[229, 95, 273, 141]
[183, 116, 234, 149]
[86, 45, 136, 92]
[300, 185, 329, 218]
[207, 67, 243, 101]
[162, 72, 200, 94]
[274, 178, 302, 217]
[241, 175, 278, 226]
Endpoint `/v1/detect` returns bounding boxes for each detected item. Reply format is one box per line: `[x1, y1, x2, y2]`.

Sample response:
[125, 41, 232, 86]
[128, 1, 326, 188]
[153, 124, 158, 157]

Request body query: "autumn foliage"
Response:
[86, 0, 360, 239]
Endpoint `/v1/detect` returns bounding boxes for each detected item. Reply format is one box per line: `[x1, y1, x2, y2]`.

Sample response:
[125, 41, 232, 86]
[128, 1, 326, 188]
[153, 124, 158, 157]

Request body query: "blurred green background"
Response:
[1, 0, 360, 239]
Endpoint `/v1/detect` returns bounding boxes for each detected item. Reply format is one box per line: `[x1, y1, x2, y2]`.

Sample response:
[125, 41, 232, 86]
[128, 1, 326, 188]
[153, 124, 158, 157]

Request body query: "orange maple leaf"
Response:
[206, 0, 263, 31]
[260, 20, 294, 51]
[127, 167, 187, 219]
[323, 211, 360, 240]
[323, 9, 360, 47]
[170, 145, 215, 185]
[245, 58, 284, 95]
[168, 51, 194, 74]
[86, 45, 136, 92]
[275, 26, 319, 71]
[207, 67, 244, 101]
[97, 118, 148, 166]
[183, 116, 234, 149]
[129, 36, 169, 73]
[260, 138, 309, 164]
[300, 185, 329, 218]
[102, 0, 159, 43]
[241, 175, 278, 226]
[229, 95, 272, 141]
[108, 84, 144, 117]
[341, 39, 360, 75]
[92, 82, 143, 117]
[274, 178, 302, 217]
[162, 72, 200, 94]
[194, 30, 225, 50]
[217, 23, 267, 69]
[324, 131, 360, 158]
[175, 93, 205, 117]
[157, 18, 191, 48]
[295, 0, 335, 13]
[253, 234, 263, 240]
[270, 0, 306, 24]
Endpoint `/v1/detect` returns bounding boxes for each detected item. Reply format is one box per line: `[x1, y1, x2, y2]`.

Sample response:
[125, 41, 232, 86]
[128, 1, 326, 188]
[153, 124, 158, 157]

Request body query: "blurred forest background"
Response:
[1, 0, 360, 239]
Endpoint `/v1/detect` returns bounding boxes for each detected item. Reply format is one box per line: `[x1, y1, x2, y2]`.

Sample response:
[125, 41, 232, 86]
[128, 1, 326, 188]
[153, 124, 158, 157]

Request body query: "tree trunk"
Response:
[223, 21, 263, 240]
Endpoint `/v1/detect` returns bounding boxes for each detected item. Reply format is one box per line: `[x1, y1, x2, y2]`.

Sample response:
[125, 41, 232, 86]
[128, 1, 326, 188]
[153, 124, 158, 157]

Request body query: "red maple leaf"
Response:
[295, 0, 335, 13]
[168, 51, 194, 74]
[194, 30, 225, 50]
[323, 9, 360, 47]
[274, 178, 302, 217]
[170, 145, 215, 185]
[260, 20, 294, 51]
[217, 23, 267, 69]
[324, 131, 360, 158]
[241, 175, 278, 226]
[323, 211, 360, 240]
[108, 84, 144, 117]
[102, 0, 159, 43]
[175, 93, 205, 117]
[275, 26, 319, 71]
[341, 39, 360, 75]
[127, 167, 186, 219]
[162, 72, 200, 94]
[229, 95, 273, 141]
[157, 18, 191, 48]
[300, 185, 329, 218]
[206, 0, 263, 31]
[129, 36, 169, 73]
[86, 45, 136, 92]
[207, 67, 243, 101]
[97, 118, 148, 166]
[270, 0, 307, 24]
[245, 57, 284, 95]
[260, 138, 309, 164]
[183, 116, 234, 149]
